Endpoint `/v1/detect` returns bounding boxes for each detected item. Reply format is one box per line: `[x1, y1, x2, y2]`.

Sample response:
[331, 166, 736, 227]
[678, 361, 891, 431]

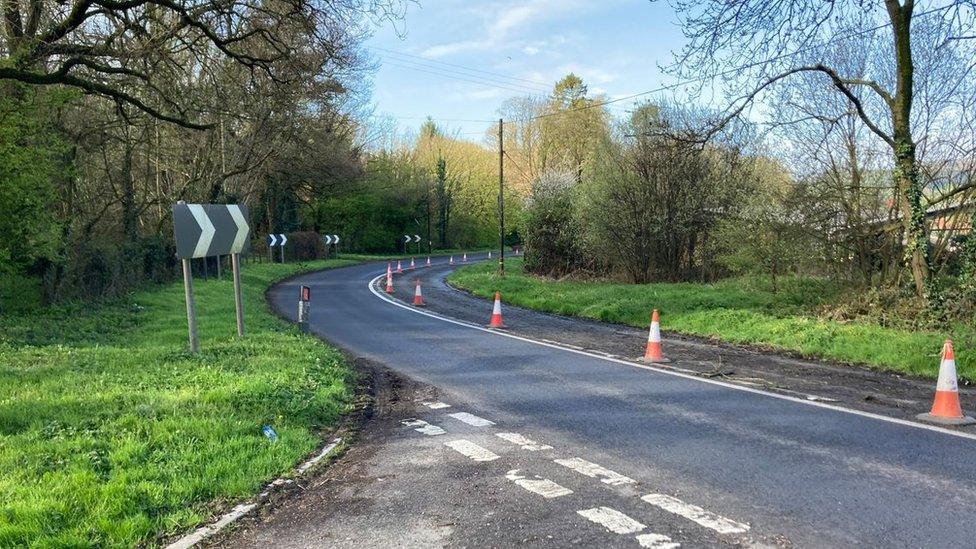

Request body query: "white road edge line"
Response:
[555, 457, 636, 486]
[448, 411, 495, 427]
[641, 493, 749, 535]
[496, 432, 553, 451]
[505, 469, 573, 498]
[424, 401, 452, 409]
[166, 438, 342, 549]
[367, 271, 976, 443]
[577, 506, 646, 534]
[444, 439, 500, 461]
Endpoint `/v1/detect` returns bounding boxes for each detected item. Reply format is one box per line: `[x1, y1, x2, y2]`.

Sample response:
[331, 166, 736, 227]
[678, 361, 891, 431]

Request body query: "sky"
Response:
[363, 0, 688, 139]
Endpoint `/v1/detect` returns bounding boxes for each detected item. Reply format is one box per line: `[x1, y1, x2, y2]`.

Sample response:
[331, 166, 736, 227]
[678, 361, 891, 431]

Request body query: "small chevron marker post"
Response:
[173, 202, 252, 352]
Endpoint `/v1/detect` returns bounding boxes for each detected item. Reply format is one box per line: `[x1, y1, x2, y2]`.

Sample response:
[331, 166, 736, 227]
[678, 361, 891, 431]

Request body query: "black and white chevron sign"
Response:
[267, 234, 287, 247]
[172, 203, 251, 259]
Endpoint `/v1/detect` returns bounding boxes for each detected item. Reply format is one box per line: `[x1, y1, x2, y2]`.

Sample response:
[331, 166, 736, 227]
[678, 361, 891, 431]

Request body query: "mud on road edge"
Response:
[198, 356, 438, 547]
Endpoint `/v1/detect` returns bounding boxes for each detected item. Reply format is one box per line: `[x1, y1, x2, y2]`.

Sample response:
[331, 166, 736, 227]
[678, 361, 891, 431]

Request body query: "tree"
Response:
[538, 74, 609, 184]
[665, 0, 976, 299]
[0, 0, 403, 127]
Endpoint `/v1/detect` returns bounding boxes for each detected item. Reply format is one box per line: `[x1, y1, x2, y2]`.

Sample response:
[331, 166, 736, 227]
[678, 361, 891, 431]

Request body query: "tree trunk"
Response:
[887, 0, 930, 299]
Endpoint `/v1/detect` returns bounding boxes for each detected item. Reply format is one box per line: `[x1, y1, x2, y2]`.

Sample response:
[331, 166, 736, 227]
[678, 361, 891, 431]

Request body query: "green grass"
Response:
[0, 258, 359, 547]
[448, 259, 973, 381]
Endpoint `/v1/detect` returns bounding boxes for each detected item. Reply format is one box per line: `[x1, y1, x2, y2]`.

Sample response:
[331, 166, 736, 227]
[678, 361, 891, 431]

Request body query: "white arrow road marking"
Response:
[188, 204, 215, 258]
[227, 205, 249, 254]
[401, 418, 446, 436]
[577, 507, 645, 534]
[423, 401, 451, 409]
[640, 494, 750, 535]
[505, 469, 572, 498]
[448, 412, 495, 427]
[444, 439, 499, 462]
[554, 457, 635, 486]
[635, 533, 681, 548]
[496, 432, 552, 451]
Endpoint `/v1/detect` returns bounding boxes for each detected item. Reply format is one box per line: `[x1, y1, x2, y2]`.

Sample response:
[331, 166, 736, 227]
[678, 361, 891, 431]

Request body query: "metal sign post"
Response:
[173, 201, 251, 352]
[231, 253, 244, 336]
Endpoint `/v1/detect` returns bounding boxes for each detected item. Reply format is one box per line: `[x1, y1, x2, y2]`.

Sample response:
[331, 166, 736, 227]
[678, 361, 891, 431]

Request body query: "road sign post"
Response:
[181, 255, 199, 353]
[232, 253, 244, 336]
[173, 202, 251, 352]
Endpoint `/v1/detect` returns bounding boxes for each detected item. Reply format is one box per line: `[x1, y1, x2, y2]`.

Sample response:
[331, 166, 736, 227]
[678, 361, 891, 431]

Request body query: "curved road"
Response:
[264, 255, 976, 548]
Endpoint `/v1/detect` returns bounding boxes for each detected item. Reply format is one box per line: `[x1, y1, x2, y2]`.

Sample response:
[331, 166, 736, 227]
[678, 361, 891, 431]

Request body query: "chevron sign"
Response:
[172, 203, 250, 259]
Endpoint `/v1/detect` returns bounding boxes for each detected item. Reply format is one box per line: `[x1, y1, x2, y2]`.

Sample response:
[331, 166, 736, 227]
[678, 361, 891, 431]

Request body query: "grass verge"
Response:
[0, 258, 359, 547]
[448, 259, 973, 381]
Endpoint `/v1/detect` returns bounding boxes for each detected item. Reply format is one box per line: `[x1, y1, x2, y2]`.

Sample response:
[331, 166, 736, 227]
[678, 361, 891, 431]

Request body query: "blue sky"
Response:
[364, 0, 687, 138]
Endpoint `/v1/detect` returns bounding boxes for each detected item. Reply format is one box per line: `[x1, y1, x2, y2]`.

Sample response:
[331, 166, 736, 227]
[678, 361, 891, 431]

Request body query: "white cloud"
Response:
[522, 45, 541, 56]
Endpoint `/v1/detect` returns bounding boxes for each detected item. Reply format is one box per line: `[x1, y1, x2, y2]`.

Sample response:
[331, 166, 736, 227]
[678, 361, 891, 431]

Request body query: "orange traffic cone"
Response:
[449, 255, 455, 265]
[917, 340, 974, 425]
[640, 310, 669, 363]
[426, 256, 431, 267]
[396, 260, 403, 274]
[413, 278, 425, 307]
[462, 252, 468, 262]
[385, 263, 394, 294]
[488, 291, 505, 328]
[409, 257, 416, 270]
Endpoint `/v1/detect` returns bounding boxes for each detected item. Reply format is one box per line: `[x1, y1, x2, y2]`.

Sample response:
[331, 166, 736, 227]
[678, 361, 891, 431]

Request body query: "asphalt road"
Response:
[253, 255, 976, 548]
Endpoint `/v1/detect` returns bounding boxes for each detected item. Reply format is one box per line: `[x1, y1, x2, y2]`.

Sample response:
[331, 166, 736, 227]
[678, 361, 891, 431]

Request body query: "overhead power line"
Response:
[370, 46, 555, 89]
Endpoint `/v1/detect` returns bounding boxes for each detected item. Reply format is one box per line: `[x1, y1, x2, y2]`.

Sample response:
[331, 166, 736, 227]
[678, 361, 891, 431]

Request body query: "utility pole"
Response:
[426, 174, 433, 254]
[498, 118, 505, 277]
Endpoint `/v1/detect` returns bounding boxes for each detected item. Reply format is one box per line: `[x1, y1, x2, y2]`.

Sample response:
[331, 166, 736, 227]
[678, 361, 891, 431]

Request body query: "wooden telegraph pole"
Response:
[498, 118, 505, 277]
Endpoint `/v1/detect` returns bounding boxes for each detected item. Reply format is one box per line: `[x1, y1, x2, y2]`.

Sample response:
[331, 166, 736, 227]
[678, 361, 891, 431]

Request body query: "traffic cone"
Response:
[463, 252, 468, 262]
[412, 278, 425, 307]
[488, 291, 505, 328]
[917, 340, 975, 425]
[426, 256, 431, 267]
[640, 310, 669, 363]
[409, 257, 416, 270]
[396, 260, 403, 274]
[449, 255, 455, 265]
[385, 263, 394, 294]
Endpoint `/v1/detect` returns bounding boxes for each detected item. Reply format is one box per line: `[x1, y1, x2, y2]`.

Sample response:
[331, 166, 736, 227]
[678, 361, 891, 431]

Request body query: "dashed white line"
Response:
[496, 432, 553, 451]
[505, 469, 573, 498]
[555, 457, 635, 486]
[635, 533, 681, 548]
[444, 439, 499, 462]
[424, 401, 451, 409]
[401, 418, 446, 436]
[577, 506, 645, 534]
[448, 412, 495, 427]
[641, 493, 749, 535]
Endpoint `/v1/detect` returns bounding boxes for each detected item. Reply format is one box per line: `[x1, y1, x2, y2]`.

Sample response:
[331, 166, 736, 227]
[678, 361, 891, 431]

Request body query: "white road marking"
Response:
[496, 432, 552, 451]
[445, 439, 499, 462]
[424, 401, 451, 409]
[505, 469, 573, 498]
[577, 506, 645, 534]
[448, 412, 495, 427]
[555, 457, 635, 486]
[401, 418, 446, 436]
[369, 273, 976, 443]
[635, 533, 681, 548]
[641, 493, 749, 535]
